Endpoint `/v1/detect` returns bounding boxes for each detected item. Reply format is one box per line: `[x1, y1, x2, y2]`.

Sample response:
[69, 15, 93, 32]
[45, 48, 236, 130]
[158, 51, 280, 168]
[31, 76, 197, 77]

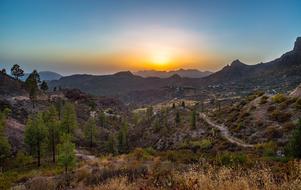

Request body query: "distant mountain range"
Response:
[46, 37, 301, 102]
[135, 69, 212, 78]
[202, 37, 301, 91]
[20, 71, 62, 81]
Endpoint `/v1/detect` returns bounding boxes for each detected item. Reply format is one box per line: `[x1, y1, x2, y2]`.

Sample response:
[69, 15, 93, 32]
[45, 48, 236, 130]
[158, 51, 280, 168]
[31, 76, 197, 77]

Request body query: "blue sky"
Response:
[0, 0, 301, 75]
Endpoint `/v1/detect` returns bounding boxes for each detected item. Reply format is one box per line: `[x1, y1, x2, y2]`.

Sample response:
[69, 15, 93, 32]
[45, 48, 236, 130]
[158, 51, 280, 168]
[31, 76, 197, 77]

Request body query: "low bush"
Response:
[269, 110, 291, 122]
[272, 93, 287, 103]
[216, 152, 250, 166]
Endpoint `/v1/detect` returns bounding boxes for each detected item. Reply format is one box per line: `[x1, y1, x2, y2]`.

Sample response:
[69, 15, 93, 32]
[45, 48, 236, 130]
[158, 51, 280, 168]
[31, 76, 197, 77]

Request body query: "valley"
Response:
[0, 38, 301, 190]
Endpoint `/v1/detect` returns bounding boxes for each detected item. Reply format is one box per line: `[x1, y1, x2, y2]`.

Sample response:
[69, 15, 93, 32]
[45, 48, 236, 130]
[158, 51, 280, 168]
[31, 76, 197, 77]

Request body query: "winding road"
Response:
[199, 113, 255, 148]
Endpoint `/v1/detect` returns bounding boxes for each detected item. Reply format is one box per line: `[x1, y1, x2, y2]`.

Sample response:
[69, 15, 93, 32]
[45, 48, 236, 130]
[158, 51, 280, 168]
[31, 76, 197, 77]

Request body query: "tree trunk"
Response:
[52, 132, 56, 163]
[90, 130, 93, 148]
[32, 100, 35, 109]
[37, 141, 41, 167]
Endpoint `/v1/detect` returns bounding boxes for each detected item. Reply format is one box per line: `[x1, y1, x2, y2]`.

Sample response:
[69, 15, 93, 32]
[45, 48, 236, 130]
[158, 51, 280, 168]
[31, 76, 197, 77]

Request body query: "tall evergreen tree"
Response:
[117, 122, 129, 153]
[98, 111, 106, 128]
[44, 106, 60, 163]
[24, 113, 48, 167]
[84, 118, 96, 148]
[40, 81, 49, 92]
[61, 102, 77, 135]
[190, 109, 197, 130]
[10, 64, 24, 80]
[0, 108, 11, 168]
[57, 134, 76, 174]
[107, 134, 118, 155]
[25, 70, 40, 108]
[146, 106, 153, 121]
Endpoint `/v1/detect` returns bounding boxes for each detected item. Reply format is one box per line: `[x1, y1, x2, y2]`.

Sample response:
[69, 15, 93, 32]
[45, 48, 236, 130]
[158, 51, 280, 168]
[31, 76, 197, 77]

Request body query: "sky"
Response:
[0, 0, 301, 75]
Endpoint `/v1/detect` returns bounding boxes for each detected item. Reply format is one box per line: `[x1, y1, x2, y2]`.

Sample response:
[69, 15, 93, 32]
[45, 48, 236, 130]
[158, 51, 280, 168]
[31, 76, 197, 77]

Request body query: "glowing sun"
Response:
[151, 52, 170, 66]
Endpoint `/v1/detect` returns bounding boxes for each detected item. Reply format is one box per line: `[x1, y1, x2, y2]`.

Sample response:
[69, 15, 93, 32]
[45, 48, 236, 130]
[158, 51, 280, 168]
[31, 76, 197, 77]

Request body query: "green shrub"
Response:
[272, 93, 287, 103]
[130, 148, 151, 161]
[217, 152, 249, 166]
[260, 141, 277, 157]
[269, 110, 291, 122]
[14, 151, 33, 168]
[164, 150, 199, 163]
[286, 119, 301, 158]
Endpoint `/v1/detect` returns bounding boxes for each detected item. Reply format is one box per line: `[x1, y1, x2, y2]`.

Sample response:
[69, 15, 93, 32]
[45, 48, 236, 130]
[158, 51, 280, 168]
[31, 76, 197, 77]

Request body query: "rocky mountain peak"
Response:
[230, 59, 245, 67]
[294, 37, 301, 51]
[113, 71, 135, 77]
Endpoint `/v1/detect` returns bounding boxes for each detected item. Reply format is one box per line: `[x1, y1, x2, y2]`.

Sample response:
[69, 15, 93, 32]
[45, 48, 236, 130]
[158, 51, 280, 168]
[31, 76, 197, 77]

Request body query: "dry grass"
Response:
[88, 160, 301, 190]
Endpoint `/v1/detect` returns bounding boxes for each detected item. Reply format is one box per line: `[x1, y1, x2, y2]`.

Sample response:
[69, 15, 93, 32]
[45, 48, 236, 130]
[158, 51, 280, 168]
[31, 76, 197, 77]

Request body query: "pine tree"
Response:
[40, 81, 49, 92]
[181, 101, 185, 108]
[0, 108, 11, 168]
[1, 68, 6, 74]
[61, 102, 77, 135]
[98, 111, 106, 128]
[57, 134, 76, 174]
[25, 70, 40, 108]
[10, 64, 24, 80]
[190, 109, 197, 130]
[44, 106, 60, 163]
[172, 103, 176, 109]
[146, 106, 153, 121]
[24, 113, 48, 167]
[117, 122, 129, 153]
[107, 134, 118, 155]
[84, 118, 96, 148]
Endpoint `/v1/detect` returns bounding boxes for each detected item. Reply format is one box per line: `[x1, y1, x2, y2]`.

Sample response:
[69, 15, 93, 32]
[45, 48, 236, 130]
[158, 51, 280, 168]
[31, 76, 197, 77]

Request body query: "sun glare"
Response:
[152, 53, 170, 66]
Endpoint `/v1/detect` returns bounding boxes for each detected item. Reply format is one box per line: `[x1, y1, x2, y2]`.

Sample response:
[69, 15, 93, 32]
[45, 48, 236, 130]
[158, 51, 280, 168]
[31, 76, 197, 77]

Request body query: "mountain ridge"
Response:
[135, 68, 212, 78]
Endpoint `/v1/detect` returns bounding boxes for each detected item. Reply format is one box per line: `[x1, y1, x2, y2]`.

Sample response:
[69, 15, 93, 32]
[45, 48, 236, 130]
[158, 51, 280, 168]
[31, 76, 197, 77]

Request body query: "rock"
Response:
[289, 83, 301, 97]
[294, 37, 301, 52]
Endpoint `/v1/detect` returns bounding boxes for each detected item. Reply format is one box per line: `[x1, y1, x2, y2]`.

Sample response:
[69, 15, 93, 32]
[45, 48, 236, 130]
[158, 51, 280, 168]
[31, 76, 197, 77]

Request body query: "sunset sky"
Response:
[0, 0, 301, 75]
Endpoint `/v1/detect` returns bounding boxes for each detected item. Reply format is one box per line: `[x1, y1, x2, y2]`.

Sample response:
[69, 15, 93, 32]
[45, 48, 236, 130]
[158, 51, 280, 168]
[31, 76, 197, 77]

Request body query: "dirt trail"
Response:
[199, 113, 255, 148]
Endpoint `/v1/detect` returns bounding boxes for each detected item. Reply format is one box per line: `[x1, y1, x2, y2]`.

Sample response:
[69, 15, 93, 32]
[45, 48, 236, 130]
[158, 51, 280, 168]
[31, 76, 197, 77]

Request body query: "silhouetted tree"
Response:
[1, 68, 6, 74]
[10, 64, 24, 80]
[40, 81, 48, 92]
[25, 70, 40, 108]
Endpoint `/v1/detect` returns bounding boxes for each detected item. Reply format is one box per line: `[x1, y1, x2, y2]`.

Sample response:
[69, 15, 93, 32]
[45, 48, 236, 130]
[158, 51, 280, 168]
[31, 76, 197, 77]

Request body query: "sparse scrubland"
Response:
[1, 64, 301, 190]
